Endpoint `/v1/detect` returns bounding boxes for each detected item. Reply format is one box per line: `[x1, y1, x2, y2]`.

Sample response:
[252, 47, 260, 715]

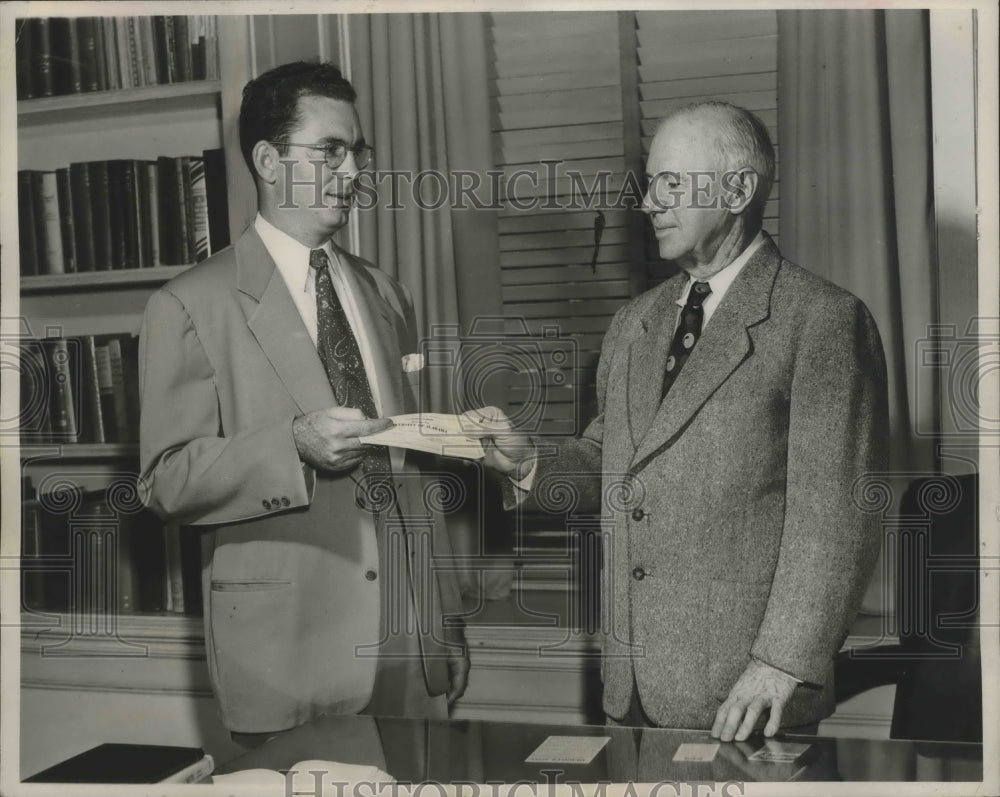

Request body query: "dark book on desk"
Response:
[25, 744, 213, 783]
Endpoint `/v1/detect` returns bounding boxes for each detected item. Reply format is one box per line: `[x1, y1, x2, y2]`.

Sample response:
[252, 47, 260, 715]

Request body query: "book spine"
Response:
[46, 338, 79, 443]
[21, 499, 47, 610]
[144, 162, 161, 266]
[202, 148, 230, 254]
[102, 18, 120, 91]
[18, 172, 38, 277]
[125, 17, 141, 89]
[55, 168, 77, 273]
[94, 344, 117, 442]
[35, 171, 65, 275]
[152, 16, 169, 85]
[114, 507, 136, 612]
[78, 335, 106, 443]
[175, 157, 192, 264]
[88, 161, 113, 270]
[191, 16, 205, 81]
[160, 754, 215, 784]
[19, 341, 50, 442]
[76, 17, 99, 92]
[164, 524, 184, 613]
[31, 19, 55, 97]
[135, 511, 166, 612]
[163, 16, 177, 84]
[135, 161, 152, 268]
[69, 163, 96, 272]
[90, 18, 107, 91]
[121, 161, 141, 269]
[156, 157, 178, 265]
[16, 19, 35, 99]
[56, 17, 82, 94]
[188, 157, 210, 262]
[119, 335, 141, 441]
[104, 337, 130, 442]
[205, 16, 218, 80]
[138, 16, 158, 87]
[106, 160, 126, 270]
[173, 16, 192, 82]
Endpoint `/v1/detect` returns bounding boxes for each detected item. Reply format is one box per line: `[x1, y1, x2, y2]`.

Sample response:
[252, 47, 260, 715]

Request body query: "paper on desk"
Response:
[213, 760, 395, 790]
[673, 742, 720, 762]
[746, 740, 812, 763]
[526, 736, 610, 765]
[359, 413, 486, 460]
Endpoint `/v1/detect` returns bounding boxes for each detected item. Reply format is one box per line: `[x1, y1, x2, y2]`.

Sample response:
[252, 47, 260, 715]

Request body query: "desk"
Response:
[215, 715, 982, 784]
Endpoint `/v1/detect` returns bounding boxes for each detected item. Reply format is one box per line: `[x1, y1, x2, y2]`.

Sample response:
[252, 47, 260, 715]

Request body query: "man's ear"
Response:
[720, 167, 759, 216]
[251, 140, 279, 185]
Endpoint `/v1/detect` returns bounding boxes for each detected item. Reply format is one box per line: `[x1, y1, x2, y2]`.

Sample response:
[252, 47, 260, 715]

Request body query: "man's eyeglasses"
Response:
[269, 140, 374, 170]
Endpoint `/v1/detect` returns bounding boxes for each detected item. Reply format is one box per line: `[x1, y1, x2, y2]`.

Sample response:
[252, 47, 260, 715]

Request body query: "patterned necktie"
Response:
[310, 248, 391, 482]
[661, 280, 712, 399]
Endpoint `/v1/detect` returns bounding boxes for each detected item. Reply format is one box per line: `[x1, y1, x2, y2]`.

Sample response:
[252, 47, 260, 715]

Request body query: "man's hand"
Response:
[446, 647, 470, 705]
[292, 407, 393, 473]
[711, 658, 798, 742]
[461, 406, 535, 479]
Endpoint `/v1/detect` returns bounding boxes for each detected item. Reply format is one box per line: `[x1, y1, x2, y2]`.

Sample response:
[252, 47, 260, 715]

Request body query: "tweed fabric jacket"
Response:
[528, 235, 889, 729]
[138, 226, 463, 733]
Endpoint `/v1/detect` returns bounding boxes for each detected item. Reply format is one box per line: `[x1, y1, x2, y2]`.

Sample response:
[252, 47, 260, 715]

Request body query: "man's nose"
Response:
[640, 190, 656, 215]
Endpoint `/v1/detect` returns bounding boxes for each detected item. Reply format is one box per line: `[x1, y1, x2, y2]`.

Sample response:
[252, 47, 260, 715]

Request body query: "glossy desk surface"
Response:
[216, 714, 983, 784]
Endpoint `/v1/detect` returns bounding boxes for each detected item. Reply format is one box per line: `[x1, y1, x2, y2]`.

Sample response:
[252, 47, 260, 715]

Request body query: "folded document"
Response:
[359, 413, 485, 460]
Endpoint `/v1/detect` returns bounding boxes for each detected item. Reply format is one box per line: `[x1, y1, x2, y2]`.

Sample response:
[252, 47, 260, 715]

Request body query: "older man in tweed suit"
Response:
[471, 102, 889, 741]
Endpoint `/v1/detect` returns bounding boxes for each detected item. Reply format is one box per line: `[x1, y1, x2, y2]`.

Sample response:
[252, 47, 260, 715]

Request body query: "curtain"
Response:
[777, 9, 937, 474]
[349, 13, 503, 415]
[349, 14, 510, 599]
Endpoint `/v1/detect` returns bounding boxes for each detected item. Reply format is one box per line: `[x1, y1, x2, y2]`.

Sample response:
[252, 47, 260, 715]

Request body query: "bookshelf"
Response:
[15, 14, 247, 637]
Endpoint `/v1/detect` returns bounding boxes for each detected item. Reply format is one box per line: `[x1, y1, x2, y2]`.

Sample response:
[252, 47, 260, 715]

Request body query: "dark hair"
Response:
[238, 61, 357, 178]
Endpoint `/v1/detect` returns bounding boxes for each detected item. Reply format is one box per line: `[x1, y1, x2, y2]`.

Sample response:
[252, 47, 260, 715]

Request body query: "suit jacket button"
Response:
[365, 570, 378, 581]
[262, 499, 271, 510]
[281, 496, 290, 507]
[632, 567, 646, 581]
[631, 508, 645, 521]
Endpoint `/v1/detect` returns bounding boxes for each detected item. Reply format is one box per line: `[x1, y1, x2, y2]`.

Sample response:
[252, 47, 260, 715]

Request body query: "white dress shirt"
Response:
[674, 231, 765, 327]
[254, 214, 385, 416]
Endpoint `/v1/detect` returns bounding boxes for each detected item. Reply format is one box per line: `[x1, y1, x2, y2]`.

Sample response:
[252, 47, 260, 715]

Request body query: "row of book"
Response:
[18, 149, 229, 276]
[21, 483, 202, 616]
[15, 16, 219, 100]
[19, 335, 140, 445]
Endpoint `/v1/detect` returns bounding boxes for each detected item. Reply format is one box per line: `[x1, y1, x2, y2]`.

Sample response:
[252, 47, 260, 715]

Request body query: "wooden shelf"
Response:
[17, 80, 222, 122]
[21, 265, 193, 295]
[20, 443, 138, 461]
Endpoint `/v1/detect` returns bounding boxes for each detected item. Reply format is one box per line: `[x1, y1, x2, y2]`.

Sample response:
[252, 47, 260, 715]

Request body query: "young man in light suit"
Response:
[139, 62, 468, 744]
[470, 102, 889, 741]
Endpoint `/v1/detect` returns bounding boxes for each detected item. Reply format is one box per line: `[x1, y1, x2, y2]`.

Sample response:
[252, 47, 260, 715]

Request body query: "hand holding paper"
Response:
[359, 413, 485, 460]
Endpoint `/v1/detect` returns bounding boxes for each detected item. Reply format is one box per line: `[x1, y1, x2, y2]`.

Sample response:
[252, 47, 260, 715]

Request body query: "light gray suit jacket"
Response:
[528, 235, 889, 728]
[138, 226, 463, 733]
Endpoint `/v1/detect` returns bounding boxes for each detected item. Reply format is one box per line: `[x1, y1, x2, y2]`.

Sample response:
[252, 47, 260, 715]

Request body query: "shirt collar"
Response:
[676, 231, 766, 307]
[254, 213, 336, 291]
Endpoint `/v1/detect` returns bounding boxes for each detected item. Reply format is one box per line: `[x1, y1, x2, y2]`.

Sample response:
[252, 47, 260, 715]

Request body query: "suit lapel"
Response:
[334, 245, 406, 419]
[237, 227, 336, 414]
[630, 240, 780, 472]
[627, 277, 686, 449]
